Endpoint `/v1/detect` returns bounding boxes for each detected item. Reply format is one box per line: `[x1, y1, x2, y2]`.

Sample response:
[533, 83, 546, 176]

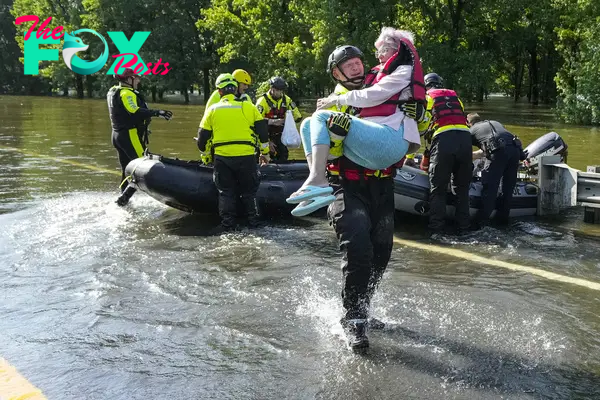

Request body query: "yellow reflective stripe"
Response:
[213, 144, 256, 157]
[433, 124, 470, 137]
[120, 90, 139, 114]
[128, 128, 144, 157]
[213, 104, 242, 109]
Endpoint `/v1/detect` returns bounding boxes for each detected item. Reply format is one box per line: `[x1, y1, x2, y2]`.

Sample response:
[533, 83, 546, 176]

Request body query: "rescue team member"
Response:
[289, 27, 424, 350]
[418, 72, 471, 236]
[297, 45, 365, 170]
[255, 77, 302, 162]
[467, 113, 525, 229]
[205, 69, 253, 109]
[196, 73, 270, 233]
[108, 67, 173, 206]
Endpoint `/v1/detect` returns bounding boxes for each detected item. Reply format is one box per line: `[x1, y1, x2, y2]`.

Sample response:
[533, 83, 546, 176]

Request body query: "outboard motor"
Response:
[522, 132, 568, 173]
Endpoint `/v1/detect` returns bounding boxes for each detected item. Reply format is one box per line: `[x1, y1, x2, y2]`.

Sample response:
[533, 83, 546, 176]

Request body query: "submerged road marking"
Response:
[0, 357, 47, 399]
[0, 146, 121, 176]
[393, 236, 600, 291]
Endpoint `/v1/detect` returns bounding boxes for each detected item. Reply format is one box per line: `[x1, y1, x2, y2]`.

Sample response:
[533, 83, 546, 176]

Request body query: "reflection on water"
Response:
[0, 95, 599, 399]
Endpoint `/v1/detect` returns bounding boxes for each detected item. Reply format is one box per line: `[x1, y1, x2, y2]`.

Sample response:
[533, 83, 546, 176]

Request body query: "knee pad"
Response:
[327, 113, 352, 137]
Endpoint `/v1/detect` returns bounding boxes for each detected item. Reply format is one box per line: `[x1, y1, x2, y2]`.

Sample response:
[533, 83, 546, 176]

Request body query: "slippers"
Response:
[286, 185, 333, 204]
[291, 194, 336, 217]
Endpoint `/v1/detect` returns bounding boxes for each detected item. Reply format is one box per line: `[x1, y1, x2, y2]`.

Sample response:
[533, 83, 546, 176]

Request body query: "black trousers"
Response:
[327, 178, 395, 321]
[269, 133, 289, 163]
[475, 145, 521, 226]
[428, 130, 473, 232]
[112, 128, 145, 193]
[213, 155, 260, 228]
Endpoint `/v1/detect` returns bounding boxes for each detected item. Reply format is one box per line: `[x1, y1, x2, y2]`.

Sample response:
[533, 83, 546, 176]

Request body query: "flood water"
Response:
[1, 95, 599, 399]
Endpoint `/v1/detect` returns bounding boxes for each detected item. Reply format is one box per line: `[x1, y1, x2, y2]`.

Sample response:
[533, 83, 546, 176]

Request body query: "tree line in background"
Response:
[0, 0, 599, 124]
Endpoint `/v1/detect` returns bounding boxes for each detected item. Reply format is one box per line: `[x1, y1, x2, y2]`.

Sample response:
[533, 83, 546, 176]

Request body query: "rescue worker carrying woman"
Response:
[196, 73, 270, 232]
[108, 67, 173, 206]
[290, 27, 425, 350]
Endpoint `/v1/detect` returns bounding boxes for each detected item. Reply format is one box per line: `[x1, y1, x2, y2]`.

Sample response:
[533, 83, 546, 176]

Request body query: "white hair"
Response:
[375, 27, 414, 49]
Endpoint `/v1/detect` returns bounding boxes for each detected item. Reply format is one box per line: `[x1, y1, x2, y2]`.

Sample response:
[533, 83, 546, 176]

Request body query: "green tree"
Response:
[0, 0, 49, 94]
[555, 0, 600, 124]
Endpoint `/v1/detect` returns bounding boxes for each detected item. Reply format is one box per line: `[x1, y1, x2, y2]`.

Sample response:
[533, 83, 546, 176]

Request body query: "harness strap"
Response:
[212, 140, 256, 148]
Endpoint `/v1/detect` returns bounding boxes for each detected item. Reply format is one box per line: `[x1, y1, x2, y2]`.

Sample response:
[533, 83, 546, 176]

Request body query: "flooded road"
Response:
[1, 95, 599, 399]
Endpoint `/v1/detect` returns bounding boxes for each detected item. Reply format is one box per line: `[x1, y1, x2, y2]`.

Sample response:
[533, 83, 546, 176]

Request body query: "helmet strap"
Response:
[334, 64, 364, 88]
[120, 77, 134, 88]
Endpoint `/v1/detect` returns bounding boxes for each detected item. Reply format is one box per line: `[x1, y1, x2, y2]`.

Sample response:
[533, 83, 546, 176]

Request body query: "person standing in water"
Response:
[290, 28, 425, 350]
[255, 77, 302, 163]
[108, 67, 172, 206]
[197, 74, 270, 233]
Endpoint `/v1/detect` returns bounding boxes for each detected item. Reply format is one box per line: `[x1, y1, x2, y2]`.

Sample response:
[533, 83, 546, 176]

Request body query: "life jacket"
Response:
[107, 85, 151, 140]
[359, 38, 426, 118]
[331, 84, 360, 115]
[262, 93, 288, 119]
[205, 95, 261, 158]
[427, 88, 468, 129]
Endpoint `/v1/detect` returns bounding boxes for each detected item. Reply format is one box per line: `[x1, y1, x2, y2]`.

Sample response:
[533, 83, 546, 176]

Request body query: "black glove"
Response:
[401, 101, 425, 123]
[153, 109, 173, 120]
[327, 112, 352, 137]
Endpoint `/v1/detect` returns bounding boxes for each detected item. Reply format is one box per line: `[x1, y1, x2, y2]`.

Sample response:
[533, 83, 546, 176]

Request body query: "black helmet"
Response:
[424, 72, 444, 89]
[269, 76, 287, 90]
[327, 45, 364, 76]
[327, 45, 365, 87]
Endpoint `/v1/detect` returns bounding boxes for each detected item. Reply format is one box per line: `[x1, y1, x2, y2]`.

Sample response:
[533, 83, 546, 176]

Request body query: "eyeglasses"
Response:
[375, 47, 395, 57]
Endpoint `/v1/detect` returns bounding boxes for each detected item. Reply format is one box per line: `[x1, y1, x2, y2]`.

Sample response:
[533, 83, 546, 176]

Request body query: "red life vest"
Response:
[359, 38, 426, 118]
[427, 88, 467, 128]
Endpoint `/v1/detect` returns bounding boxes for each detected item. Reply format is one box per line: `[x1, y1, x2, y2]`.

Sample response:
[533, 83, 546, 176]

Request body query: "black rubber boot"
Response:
[115, 184, 136, 206]
[208, 224, 236, 236]
[341, 319, 369, 350]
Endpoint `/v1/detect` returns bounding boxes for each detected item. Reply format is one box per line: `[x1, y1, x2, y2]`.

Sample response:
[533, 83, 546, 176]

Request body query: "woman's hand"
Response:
[316, 95, 338, 111]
